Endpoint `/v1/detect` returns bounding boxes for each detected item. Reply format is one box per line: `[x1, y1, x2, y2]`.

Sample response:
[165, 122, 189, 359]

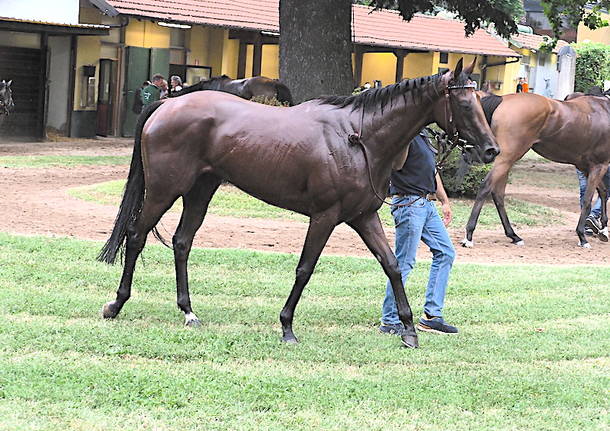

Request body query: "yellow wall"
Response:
[244, 44, 254, 78]
[187, 25, 226, 75]
[221, 30, 239, 77]
[125, 20, 170, 48]
[74, 36, 101, 110]
[577, 11, 610, 44]
[403, 52, 436, 78]
[361, 52, 396, 86]
[262, 45, 279, 78]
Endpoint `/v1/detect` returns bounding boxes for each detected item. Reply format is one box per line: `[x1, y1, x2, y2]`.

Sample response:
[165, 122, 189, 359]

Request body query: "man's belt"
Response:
[392, 192, 437, 201]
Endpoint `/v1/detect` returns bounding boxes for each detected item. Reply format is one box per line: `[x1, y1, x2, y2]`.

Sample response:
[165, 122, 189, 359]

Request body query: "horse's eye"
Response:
[459, 101, 472, 110]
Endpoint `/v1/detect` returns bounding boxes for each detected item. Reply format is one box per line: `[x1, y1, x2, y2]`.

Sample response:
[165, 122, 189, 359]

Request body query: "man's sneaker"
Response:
[585, 216, 609, 242]
[416, 315, 458, 334]
[379, 322, 406, 336]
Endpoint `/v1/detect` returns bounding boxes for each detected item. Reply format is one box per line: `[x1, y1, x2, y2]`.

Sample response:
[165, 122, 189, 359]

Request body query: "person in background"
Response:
[516, 78, 524, 93]
[132, 80, 150, 114]
[159, 79, 169, 99]
[170, 75, 183, 93]
[379, 129, 458, 336]
[141, 74, 164, 107]
[576, 167, 610, 242]
[521, 77, 529, 93]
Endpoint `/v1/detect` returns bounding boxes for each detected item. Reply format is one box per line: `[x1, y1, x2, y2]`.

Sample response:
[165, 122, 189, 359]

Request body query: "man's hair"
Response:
[151, 74, 165, 82]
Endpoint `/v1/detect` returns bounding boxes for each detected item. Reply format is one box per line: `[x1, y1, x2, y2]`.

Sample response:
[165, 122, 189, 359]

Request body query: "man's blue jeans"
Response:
[381, 195, 455, 325]
[577, 168, 610, 219]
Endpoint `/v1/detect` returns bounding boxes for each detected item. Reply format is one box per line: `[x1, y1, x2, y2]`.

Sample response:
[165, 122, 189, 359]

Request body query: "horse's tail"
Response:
[97, 100, 164, 264]
[275, 82, 294, 106]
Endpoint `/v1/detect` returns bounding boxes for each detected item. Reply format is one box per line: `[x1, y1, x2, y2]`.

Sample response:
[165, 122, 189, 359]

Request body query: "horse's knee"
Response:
[172, 236, 191, 261]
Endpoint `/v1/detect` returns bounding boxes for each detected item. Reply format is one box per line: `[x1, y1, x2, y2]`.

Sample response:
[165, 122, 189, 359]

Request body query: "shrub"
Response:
[438, 146, 491, 198]
[573, 42, 610, 93]
[250, 95, 290, 107]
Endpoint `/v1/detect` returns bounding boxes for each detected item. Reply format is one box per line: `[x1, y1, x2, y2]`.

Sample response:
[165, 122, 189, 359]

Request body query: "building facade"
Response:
[1, 0, 524, 139]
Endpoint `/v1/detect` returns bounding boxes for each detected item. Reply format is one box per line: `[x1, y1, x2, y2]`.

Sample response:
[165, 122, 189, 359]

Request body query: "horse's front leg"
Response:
[490, 160, 524, 245]
[462, 168, 494, 247]
[348, 212, 418, 348]
[279, 206, 340, 343]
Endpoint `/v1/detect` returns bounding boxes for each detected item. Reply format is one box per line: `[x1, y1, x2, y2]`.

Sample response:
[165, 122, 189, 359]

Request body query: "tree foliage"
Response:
[361, 0, 523, 38]
[573, 42, 610, 93]
[541, 1, 610, 42]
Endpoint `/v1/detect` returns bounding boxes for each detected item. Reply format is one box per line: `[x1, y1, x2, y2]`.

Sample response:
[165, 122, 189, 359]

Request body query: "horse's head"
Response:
[435, 58, 499, 164]
[0, 80, 14, 115]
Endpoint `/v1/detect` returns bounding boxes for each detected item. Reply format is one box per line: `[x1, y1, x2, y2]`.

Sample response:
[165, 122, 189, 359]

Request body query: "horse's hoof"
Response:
[282, 335, 299, 344]
[514, 240, 525, 246]
[185, 319, 202, 328]
[579, 242, 592, 249]
[184, 312, 202, 328]
[401, 334, 419, 348]
[101, 302, 118, 319]
[461, 238, 474, 248]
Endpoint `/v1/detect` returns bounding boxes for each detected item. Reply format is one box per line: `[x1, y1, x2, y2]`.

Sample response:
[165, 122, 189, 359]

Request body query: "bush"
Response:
[250, 95, 290, 107]
[573, 42, 610, 93]
[438, 146, 491, 198]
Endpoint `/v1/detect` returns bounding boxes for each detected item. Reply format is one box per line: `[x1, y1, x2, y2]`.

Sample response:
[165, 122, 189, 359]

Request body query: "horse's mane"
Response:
[317, 74, 445, 113]
[480, 94, 503, 126]
[170, 75, 233, 97]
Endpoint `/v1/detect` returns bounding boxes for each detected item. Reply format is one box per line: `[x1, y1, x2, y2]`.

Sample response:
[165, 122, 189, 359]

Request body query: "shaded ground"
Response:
[1, 138, 608, 265]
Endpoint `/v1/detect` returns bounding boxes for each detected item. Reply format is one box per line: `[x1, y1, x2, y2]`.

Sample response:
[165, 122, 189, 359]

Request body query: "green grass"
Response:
[0, 233, 608, 431]
[0, 155, 130, 168]
[70, 180, 558, 228]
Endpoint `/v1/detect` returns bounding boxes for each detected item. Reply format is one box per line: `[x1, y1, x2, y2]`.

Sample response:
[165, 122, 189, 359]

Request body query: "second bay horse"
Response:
[457, 91, 610, 248]
[170, 75, 294, 105]
[98, 59, 498, 349]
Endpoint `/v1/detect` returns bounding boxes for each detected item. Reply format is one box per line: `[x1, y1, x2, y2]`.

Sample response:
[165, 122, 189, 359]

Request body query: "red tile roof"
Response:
[106, 0, 517, 57]
[510, 32, 570, 53]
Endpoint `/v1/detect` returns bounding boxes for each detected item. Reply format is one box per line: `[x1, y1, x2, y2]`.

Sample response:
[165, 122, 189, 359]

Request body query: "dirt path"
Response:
[1, 139, 608, 265]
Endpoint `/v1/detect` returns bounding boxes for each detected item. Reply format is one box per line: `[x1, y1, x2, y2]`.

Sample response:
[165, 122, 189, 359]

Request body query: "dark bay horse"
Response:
[457, 91, 610, 248]
[98, 59, 498, 349]
[0, 80, 14, 116]
[170, 75, 294, 105]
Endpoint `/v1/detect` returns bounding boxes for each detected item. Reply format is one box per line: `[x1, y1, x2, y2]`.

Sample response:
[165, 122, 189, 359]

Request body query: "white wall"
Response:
[47, 36, 71, 132]
[2, 0, 79, 24]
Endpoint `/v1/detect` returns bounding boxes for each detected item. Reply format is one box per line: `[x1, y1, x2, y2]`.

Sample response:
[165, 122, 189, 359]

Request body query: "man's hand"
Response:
[441, 202, 452, 227]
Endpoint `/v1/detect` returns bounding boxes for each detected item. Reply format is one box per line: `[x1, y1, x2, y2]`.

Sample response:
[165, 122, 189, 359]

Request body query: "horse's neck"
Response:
[363, 88, 439, 167]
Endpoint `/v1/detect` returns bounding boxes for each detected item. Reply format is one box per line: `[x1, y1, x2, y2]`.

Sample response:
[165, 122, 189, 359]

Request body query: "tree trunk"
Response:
[279, 0, 354, 103]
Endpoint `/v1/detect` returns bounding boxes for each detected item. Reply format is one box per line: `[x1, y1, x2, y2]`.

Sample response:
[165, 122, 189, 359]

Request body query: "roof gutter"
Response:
[481, 58, 521, 69]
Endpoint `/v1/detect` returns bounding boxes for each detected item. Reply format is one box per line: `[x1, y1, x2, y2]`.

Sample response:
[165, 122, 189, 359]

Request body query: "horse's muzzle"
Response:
[482, 147, 500, 164]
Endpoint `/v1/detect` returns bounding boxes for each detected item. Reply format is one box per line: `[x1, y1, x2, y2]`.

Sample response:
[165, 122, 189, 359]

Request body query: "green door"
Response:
[149, 48, 170, 80]
[122, 46, 150, 137]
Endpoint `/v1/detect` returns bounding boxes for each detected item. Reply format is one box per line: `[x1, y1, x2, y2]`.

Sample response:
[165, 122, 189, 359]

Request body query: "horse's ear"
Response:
[464, 57, 477, 75]
[6, 80, 11, 87]
[453, 58, 464, 77]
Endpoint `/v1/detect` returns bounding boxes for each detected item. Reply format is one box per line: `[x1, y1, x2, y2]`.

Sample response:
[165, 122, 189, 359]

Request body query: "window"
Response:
[439, 52, 449, 64]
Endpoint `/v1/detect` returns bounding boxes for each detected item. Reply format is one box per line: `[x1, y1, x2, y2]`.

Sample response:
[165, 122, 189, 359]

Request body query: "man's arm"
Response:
[435, 172, 452, 227]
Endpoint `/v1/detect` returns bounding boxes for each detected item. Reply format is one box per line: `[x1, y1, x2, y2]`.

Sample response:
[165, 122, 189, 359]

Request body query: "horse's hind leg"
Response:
[576, 165, 607, 248]
[103, 193, 178, 319]
[280, 207, 340, 343]
[173, 174, 222, 327]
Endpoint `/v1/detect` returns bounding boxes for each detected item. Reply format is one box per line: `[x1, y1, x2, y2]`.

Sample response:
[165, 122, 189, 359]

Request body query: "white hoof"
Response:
[579, 242, 592, 249]
[461, 238, 474, 248]
[514, 240, 525, 246]
[184, 312, 201, 327]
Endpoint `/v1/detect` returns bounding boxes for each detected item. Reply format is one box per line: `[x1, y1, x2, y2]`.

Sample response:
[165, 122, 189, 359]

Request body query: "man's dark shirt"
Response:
[389, 132, 436, 196]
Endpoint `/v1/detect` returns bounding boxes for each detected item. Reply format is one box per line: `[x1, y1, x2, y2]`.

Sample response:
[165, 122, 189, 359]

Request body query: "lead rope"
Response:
[348, 106, 423, 208]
